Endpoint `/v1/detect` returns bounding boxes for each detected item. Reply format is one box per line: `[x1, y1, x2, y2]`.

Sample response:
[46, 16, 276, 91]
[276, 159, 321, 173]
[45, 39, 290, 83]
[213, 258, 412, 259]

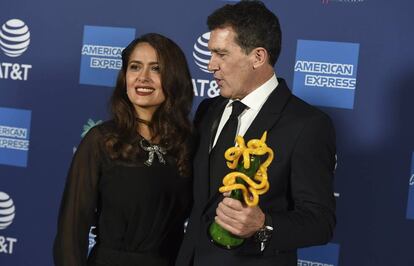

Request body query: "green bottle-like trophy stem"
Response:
[208, 155, 261, 249]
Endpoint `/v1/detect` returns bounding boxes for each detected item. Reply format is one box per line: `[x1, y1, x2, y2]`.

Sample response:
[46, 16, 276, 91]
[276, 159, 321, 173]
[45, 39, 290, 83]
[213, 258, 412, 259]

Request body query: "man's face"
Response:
[208, 27, 255, 100]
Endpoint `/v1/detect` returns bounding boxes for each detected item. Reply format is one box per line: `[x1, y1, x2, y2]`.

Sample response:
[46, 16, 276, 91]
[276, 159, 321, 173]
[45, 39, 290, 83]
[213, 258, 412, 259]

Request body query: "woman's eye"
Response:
[129, 64, 139, 70]
[151, 65, 160, 72]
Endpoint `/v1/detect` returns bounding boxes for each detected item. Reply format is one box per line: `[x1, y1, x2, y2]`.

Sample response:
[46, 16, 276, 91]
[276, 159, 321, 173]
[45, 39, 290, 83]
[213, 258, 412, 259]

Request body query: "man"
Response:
[176, 1, 336, 265]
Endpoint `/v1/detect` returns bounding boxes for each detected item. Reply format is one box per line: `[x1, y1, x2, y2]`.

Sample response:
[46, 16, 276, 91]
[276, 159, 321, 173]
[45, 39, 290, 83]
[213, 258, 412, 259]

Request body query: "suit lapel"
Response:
[196, 97, 228, 207]
[208, 99, 229, 153]
[244, 78, 292, 141]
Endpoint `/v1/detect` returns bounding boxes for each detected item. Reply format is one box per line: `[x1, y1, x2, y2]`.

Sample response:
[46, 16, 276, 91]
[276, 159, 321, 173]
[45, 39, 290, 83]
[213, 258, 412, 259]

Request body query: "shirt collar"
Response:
[227, 73, 278, 111]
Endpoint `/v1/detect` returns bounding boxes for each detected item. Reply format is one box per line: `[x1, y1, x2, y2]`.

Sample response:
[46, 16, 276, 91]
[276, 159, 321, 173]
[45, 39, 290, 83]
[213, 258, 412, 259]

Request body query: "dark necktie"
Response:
[209, 101, 247, 196]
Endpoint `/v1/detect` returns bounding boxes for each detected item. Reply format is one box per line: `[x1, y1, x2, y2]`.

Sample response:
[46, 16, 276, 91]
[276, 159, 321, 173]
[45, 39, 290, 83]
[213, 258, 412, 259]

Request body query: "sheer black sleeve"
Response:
[53, 126, 103, 266]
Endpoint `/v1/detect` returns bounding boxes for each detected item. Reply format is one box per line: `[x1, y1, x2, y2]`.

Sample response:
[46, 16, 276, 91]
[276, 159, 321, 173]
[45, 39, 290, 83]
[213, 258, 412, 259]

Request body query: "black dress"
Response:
[53, 122, 192, 266]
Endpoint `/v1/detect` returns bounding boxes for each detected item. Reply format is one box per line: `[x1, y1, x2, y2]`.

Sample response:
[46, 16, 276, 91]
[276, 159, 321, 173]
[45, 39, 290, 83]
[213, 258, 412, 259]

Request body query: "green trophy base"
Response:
[208, 150, 261, 249]
[208, 221, 244, 249]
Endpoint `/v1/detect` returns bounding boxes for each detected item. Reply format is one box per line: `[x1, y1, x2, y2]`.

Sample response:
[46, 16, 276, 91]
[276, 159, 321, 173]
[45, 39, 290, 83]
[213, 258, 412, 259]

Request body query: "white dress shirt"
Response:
[212, 74, 279, 149]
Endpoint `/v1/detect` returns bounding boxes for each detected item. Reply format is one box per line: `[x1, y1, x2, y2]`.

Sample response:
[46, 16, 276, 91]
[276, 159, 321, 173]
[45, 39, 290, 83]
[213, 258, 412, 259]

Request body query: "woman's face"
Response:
[126, 42, 165, 118]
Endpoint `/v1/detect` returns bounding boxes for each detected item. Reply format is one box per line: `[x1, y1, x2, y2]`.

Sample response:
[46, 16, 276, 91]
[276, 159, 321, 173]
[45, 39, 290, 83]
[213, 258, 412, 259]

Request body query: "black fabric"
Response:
[53, 121, 192, 266]
[208, 101, 246, 196]
[176, 79, 336, 266]
[87, 246, 171, 266]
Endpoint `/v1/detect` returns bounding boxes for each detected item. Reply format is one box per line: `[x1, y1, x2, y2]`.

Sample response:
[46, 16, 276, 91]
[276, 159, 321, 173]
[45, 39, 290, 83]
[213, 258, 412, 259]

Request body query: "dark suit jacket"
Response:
[176, 79, 336, 266]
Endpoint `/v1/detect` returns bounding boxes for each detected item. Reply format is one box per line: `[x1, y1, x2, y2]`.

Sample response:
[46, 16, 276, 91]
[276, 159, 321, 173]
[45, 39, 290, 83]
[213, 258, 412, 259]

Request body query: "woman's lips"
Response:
[135, 87, 154, 96]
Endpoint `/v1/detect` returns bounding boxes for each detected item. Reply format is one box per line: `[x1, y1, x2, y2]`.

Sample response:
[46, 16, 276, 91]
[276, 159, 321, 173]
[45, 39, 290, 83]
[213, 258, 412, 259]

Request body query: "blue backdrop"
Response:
[1, 0, 413, 265]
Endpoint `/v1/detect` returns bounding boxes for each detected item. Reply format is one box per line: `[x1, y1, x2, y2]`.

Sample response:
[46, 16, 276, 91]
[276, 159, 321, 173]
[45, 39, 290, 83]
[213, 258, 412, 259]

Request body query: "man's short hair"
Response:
[207, 0, 281, 66]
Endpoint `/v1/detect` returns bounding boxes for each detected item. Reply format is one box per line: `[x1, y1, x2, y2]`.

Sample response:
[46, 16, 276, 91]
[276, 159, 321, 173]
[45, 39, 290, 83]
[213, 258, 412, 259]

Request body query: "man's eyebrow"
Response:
[210, 48, 228, 53]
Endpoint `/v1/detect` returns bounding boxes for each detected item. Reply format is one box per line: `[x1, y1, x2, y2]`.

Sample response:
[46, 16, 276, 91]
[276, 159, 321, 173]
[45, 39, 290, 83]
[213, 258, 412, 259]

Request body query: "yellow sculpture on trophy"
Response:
[209, 131, 274, 248]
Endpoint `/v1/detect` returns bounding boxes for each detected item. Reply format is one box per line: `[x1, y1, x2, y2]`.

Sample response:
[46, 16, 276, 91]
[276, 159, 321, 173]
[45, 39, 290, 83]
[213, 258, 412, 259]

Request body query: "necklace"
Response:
[139, 138, 166, 166]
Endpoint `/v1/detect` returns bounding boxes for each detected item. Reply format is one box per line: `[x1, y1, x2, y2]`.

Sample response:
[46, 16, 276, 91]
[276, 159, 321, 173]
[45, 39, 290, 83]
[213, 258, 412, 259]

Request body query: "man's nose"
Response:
[208, 55, 219, 72]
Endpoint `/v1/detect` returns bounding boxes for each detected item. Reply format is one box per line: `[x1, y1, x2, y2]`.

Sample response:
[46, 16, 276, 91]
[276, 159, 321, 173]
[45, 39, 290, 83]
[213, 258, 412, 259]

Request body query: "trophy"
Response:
[208, 131, 274, 249]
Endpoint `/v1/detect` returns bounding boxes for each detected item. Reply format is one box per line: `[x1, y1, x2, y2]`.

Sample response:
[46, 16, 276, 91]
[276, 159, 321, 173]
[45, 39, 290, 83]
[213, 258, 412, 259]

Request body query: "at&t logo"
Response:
[0, 19, 30, 57]
[192, 32, 219, 99]
[410, 174, 414, 186]
[193, 32, 211, 73]
[0, 191, 15, 230]
[0, 191, 18, 254]
[0, 19, 32, 81]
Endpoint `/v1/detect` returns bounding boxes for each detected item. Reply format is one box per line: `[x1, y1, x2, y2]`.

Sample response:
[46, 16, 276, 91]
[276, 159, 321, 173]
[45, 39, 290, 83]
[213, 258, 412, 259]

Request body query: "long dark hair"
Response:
[105, 33, 194, 177]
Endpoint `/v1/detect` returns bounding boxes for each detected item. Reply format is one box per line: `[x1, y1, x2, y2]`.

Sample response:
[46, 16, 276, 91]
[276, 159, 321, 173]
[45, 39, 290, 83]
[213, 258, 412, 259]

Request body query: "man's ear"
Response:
[251, 47, 268, 69]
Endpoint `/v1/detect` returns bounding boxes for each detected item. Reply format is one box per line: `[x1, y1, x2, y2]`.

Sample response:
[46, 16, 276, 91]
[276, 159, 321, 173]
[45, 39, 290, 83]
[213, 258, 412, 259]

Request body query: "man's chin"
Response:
[219, 88, 230, 98]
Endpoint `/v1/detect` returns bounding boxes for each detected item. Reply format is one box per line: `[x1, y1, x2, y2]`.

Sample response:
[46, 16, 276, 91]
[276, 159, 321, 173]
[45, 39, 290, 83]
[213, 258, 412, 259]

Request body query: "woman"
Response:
[54, 33, 194, 266]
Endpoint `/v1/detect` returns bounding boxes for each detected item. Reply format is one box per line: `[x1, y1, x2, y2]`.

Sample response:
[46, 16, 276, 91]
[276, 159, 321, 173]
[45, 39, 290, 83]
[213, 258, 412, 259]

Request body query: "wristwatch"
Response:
[254, 213, 273, 251]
